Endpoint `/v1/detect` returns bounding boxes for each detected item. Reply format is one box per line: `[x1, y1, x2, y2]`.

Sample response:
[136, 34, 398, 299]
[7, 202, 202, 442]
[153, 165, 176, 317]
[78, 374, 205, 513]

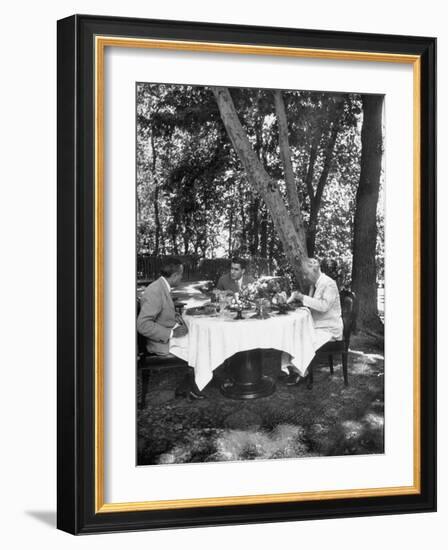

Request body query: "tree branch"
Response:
[313, 118, 341, 214]
[306, 110, 342, 256]
[273, 90, 305, 234]
[212, 86, 308, 278]
[304, 134, 320, 204]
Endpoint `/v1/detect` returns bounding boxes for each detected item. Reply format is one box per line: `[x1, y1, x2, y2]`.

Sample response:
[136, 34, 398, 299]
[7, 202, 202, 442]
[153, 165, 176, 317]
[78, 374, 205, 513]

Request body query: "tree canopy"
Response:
[136, 82, 384, 295]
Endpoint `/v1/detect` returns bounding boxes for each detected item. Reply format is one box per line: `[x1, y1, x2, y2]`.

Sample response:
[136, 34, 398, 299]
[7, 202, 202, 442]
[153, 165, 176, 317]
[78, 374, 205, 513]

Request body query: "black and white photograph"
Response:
[136, 82, 385, 466]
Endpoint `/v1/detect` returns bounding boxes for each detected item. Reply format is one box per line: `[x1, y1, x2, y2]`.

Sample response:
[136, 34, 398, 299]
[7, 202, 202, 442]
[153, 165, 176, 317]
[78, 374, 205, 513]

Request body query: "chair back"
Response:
[340, 290, 357, 348]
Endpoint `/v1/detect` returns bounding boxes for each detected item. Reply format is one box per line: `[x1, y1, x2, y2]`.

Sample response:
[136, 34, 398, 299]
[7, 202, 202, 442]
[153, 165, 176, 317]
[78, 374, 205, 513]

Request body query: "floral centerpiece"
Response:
[242, 278, 291, 317]
[239, 279, 275, 319]
[209, 277, 292, 320]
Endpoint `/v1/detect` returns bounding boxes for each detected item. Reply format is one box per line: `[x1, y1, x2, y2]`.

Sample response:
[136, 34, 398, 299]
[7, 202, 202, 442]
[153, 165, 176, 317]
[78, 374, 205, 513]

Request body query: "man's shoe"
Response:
[286, 374, 303, 386]
[175, 388, 207, 400]
[187, 390, 206, 401]
[286, 373, 313, 387]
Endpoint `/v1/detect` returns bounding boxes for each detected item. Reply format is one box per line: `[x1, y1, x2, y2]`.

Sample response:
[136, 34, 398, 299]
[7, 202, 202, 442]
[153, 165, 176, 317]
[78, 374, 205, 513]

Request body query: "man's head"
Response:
[160, 259, 183, 287]
[230, 257, 247, 281]
[304, 258, 321, 285]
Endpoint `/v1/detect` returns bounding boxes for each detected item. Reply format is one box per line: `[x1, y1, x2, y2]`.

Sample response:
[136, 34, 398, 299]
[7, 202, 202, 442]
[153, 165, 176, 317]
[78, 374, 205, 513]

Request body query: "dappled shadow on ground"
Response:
[137, 346, 384, 465]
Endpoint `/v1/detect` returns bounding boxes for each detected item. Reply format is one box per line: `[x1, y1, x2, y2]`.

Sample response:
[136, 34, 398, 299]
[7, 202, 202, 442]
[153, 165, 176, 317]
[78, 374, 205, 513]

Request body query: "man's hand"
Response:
[287, 290, 304, 304]
[173, 325, 188, 338]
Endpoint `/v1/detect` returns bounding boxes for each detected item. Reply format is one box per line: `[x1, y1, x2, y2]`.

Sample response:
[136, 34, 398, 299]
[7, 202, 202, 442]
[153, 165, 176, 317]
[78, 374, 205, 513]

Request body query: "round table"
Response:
[170, 307, 317, 399]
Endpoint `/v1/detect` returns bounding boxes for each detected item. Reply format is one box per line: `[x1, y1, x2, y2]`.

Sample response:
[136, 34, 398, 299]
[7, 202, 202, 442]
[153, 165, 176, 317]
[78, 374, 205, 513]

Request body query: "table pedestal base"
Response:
[220, 349, 276, 400]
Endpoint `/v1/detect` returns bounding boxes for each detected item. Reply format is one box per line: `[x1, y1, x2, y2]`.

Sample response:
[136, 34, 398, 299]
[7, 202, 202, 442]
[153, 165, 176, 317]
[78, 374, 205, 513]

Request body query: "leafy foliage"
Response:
[136, 83, 384, 287]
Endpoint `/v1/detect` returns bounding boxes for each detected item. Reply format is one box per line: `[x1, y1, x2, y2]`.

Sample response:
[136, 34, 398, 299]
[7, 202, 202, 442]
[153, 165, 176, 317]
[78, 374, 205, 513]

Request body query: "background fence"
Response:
[137, 255, 274, 284]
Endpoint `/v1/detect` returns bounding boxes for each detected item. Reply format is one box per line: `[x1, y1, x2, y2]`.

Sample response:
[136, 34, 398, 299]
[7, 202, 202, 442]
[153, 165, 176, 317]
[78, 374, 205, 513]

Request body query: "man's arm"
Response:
[302, 282, 338, 313]
[137, 290, 172, 343]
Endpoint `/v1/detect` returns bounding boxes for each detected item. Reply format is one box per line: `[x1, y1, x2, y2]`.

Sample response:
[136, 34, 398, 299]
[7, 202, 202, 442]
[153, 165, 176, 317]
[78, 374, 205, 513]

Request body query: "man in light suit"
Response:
[137, 259, 205, 400]
[282, 258, 343, 386]
[216, 257, 255, 294]
[137, 259, 187, 355]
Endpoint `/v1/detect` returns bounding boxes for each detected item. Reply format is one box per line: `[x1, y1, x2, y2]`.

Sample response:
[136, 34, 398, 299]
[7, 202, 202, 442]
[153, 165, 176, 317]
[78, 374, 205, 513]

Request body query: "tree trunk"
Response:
[183, 231, 189, 255]
[304, 138, 319, 203]
[228, 207, 233, 256]
[150, 130, 161, 255]
[202, 227, 208, 257]
[306, 121, 340, 256]
[136, 192, 142, 224]
[352, 94, 384, 332]
[213, 87, 308, 284]
[171, 232, 179, 255]
[249, 196, 260, 255]
[260, 204, 268, 258]
[274, 90, 306, 239]
[268, 220, 276, 262]
[154, 186, 160, 255]
[239, 181, 247, 253]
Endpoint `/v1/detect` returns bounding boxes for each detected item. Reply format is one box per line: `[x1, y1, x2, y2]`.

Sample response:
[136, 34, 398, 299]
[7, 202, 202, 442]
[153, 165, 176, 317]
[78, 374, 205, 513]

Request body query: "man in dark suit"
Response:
[216, 257, 255, 294]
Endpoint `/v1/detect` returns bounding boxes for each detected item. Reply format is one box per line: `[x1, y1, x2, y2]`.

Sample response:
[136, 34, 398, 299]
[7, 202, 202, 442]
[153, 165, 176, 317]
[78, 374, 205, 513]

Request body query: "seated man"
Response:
[282, 258, 343, 386]
[216, 257, 255, 294]
[137, 259, 205, 400]
[137, 259, 187, 355]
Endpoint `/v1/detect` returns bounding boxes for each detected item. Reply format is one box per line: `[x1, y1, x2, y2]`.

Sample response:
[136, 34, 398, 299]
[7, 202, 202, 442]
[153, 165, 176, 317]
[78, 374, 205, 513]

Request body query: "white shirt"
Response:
[302, 272, 343, 340]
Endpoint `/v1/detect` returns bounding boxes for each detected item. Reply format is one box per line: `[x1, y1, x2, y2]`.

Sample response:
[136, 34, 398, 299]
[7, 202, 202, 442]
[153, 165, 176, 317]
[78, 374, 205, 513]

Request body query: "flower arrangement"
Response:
[242, 279, 287, 303]
[240, 279, 273, 302]
[208, 277, 292, 319]
[238, 280, 276, 319]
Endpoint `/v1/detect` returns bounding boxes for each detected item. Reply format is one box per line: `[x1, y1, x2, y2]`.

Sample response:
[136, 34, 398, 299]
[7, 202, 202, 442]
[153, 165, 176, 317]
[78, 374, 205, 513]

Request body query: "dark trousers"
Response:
[177, 367, 201, 394]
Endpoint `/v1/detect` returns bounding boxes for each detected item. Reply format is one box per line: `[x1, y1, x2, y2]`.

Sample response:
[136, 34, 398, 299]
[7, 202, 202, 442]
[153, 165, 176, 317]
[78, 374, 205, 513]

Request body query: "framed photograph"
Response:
[57, 14, 436, 534]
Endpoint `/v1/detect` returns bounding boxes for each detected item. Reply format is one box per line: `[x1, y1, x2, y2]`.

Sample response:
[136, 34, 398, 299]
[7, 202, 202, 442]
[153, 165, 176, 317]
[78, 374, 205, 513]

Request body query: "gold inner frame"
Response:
[94, 36, 421, 513]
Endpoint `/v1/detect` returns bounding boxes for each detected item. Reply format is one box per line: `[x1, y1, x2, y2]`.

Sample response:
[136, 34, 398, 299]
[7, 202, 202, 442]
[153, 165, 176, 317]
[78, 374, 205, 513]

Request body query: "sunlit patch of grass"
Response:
[155, 424, 311, 463]
[216, 424, 306, 460]
[349, 356, 383, 376]
[214, 424, 308, 461]
[363, 412, 384, 430]
[315, 410, 384, 456]
[157, 428, 219, 464]
[341, 420, 364, 441]
[350, 349, 384, 361]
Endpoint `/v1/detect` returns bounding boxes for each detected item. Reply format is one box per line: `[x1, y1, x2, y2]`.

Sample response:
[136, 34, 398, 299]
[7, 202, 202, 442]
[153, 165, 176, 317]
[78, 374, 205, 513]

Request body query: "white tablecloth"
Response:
[170, 308, 321, 391]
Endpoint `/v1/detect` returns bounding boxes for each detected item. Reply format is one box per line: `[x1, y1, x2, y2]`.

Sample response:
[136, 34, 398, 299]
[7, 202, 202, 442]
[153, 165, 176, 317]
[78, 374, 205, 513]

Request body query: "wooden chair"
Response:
[310, 290, 357, 387]
[137, 299, 188, 408]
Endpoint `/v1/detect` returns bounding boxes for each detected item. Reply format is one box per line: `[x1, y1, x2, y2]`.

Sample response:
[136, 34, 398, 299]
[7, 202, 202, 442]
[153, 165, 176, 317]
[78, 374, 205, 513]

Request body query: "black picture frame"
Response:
[57, 14, 436, 534]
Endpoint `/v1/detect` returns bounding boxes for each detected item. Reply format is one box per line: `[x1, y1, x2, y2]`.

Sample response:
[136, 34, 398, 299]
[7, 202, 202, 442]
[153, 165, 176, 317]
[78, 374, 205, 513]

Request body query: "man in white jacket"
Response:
[282, 258, 343, 386]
